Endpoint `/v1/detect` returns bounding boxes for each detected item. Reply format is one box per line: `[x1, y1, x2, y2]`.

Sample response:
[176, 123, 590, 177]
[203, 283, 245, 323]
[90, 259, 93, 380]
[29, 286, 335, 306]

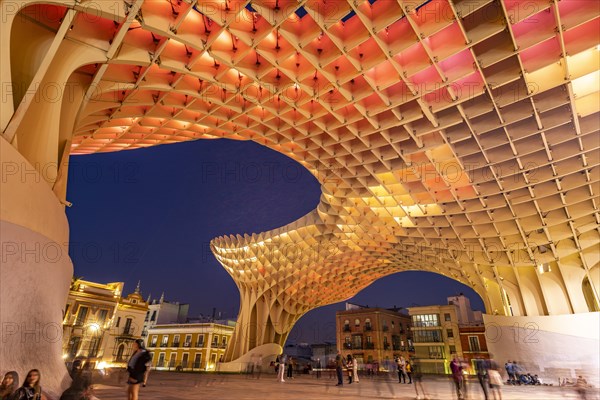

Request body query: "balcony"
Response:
[365, 343, 375, 350]
[183, 342, 191, 348]
[160, 342, 168, 348]
[344, 343, 352, 350]
[196, 342, 204, 348]
[149, 342, 157, 348]
[382, 326, 389, 332]
[343, 326, 351, 332]
[353, 345, 363, 350]
[172, 342, 180, 348]
[392, 345, 400, 351]
[383, 344, 390, 350]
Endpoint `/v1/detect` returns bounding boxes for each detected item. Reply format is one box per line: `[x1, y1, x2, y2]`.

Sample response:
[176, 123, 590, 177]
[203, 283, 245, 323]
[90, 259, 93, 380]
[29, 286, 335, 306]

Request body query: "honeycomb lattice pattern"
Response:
[16, 0, 599, 361]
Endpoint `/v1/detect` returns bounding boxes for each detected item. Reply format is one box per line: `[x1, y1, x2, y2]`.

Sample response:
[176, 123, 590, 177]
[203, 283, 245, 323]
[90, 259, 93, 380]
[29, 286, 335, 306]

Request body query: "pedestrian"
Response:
[396, 356, 406, 383]
[126, 339, 152, 400]
[277, 354, 286, 382]
[316, 358, 321, 379]
[287, 357, 294, 379]
[335, 350, 346, 386]
[450, 356, 465, 400]
[474, 357, 490, 400]
[488, 357, 503, 400]
[346, 355, 353, 384]
[412, 360, 428, 400]
[405, 360, 413, 384]
[12, 369, 46, 400]
[60, 377, 99, 400]
[352, 355, 359, 384]
[0, 371, 18, 400]
[575, 376, 590, 400]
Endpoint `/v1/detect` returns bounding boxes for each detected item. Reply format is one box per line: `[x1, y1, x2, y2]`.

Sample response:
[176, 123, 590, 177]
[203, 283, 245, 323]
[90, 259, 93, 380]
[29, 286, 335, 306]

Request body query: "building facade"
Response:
[408, 294, 484, 374]
[146, 321, 235, 371]
[459, 325, 489, 371]
[336, 303, 414, 369]
[141, 294, 189, 339]
[62, 279, 148, 369]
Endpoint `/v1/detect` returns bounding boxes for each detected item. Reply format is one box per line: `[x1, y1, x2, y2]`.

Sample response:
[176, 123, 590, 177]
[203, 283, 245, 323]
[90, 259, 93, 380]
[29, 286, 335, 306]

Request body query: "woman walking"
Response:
[352, 356, 359, 383]
[346, 355, 354, 384]
[12, 369, 46, 400]
[277, 354, 287, 383]
[126, 339, 151, 400]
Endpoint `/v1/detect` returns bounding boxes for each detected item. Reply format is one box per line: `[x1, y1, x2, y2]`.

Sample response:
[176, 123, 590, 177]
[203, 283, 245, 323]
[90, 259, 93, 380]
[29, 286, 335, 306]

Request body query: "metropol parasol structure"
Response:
[0, 0, 598, 396]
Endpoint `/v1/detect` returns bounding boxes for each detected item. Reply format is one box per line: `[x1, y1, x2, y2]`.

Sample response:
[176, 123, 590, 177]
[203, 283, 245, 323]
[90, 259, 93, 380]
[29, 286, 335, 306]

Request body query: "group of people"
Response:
[1, 338, 152, 400]
[395, 356, 413, 384]
[0, 370, 46, 400]
[452, 356, 504, 400]
[504, 360, 542, 386]
[331, 352, 359, 386]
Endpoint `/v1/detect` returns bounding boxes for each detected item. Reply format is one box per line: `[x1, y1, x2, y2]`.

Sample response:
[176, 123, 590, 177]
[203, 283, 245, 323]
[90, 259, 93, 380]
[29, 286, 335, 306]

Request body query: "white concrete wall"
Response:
[0, 139, 72, 399]
[484, 313, 600, 388]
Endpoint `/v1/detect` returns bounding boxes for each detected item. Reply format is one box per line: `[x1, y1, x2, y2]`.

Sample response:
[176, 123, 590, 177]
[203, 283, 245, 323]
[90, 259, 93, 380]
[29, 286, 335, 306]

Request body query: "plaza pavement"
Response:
[91, 371, 599, 400]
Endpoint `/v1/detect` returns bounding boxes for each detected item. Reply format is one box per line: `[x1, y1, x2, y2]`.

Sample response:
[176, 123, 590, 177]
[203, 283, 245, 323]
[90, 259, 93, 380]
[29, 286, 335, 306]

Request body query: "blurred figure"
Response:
[474, 357, 490, 400]
[0, 371, 19, 400]
[346, 354, 353, 384]
[450, 356, 465, 400]
[126, 339, 152, 400]
[277, 354, 286, 383]
[412, 359, 429, 400]
[396, 356, 407, 383]
[405, 360, 413, 384]
[334, 350, 345, 386]
[12, 369, 46, 400]
[315, 358, 321, 379]
[60, 377, 99, 400]
[575, 376, 590, 400]
[487, 355, 503, 400]
[351, 355, 359, 384]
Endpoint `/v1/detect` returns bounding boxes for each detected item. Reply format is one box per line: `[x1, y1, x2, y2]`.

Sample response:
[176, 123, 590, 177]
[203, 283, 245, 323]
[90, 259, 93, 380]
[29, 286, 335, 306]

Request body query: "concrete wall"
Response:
[0, 139, 73, 399]
[484, 313, 600, 388]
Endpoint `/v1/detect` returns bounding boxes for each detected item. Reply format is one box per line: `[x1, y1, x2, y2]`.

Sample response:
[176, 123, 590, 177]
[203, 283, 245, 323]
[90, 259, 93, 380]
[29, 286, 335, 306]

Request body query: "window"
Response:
[428, 346, 445, 359]
[354, 318, 360, 327]
[365, 318, 372, 330]
[75, 306, 88, 326]
[193, 353, 202, 369]
[64, 304, 70, 320]
[68, 336, 81, 357]
[449, 345, 456, 354]
[444, 313, 451, 321]
[151, 335, 158, 347]
[116, 317, 121, 327]
[161, 335, 168, 347]
[173, 334, 180, 346]
[412, 314, 440, 327]
[366, 336, 372, 343]
[391, 321, 395, 329]
[157, 353, 165, 367]
[469, 336, 481, 352]
[413, 330, 442, 343]
[88, 337, 101, 357]
[182, 353, 189, 368]
[383, 320, 389, 331]
[212, 335, 219, 346]
[98, 309, 108, 326]
[197, 334, 205, 347]
[344, 336, 351, 347]
[352, 335, 362, 349]
[123, 318, 133, 335]
[343, 320, 350, 331]
[168, 353, 176, 368]
[184, 335, 192, 347]
[150, 311, 157, 321]
[446, 329, 454, 338]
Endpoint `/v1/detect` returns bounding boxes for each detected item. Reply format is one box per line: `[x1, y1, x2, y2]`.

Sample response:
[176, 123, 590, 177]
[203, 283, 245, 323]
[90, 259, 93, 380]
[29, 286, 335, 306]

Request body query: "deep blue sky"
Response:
[66, 139, 484, 343]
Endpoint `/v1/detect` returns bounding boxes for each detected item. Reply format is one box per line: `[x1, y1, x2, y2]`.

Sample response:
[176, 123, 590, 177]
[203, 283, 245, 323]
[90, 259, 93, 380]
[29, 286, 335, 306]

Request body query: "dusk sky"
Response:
[66, 139, 484, 343]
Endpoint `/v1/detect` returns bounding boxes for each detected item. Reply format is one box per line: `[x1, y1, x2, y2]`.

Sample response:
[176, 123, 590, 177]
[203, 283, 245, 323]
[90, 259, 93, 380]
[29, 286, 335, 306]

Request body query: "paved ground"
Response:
[90, 371, 599, 400]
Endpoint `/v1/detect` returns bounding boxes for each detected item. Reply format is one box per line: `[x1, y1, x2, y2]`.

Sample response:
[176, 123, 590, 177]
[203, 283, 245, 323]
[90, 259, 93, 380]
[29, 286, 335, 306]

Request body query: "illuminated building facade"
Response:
[336, 303, 413, 369]
[1, 0, 599, 395]
[146, 321, 235, 371]
[62, 279, 148, 369]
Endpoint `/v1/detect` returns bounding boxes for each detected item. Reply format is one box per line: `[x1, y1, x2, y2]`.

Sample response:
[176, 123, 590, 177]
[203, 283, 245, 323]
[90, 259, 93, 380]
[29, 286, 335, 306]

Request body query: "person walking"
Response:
[412, 360, 429, 400]
[287, 357, 294, 379]
[405, 360, 413, 384]
[335, 351, 346, 386]
[12, 369, 46, 400]
[277, 354, 287, 383]
[352, 355, 359, 384]
[316, 358, 322, 379]
[475, 357, 490, 400]
[450, 356, 465, 400]
[0, 371, 18, 400]
[396, 356, 406, 383]
[126, 339, 152, 400]
[346, 355, 353, 384]
[488, 357, 503, 400]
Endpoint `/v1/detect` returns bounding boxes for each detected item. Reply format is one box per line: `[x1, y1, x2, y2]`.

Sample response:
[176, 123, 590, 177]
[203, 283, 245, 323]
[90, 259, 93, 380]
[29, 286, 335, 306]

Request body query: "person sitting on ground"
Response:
[12, 369, 47, 400]
[0, 371, 18, 400]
